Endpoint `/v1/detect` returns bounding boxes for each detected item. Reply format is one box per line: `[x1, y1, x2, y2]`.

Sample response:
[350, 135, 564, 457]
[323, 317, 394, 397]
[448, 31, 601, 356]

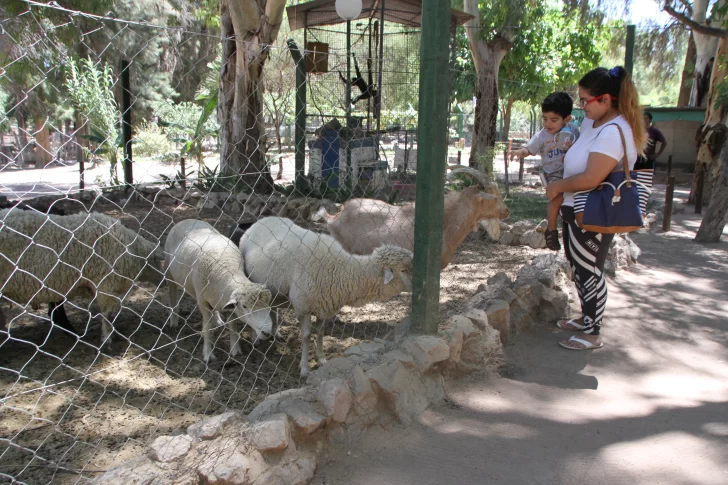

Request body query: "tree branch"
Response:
[664, 4, 728, 38]
[677, 0, 693, 17]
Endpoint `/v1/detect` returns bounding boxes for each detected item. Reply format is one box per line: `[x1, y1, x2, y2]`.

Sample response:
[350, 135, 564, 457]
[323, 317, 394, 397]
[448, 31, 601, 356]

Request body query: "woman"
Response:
[545, 66, 646, 350]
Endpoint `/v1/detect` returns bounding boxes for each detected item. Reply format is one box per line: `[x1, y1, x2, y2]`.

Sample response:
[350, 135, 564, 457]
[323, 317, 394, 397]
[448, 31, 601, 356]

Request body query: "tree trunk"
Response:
[34, 117, 52, 167]
[690, 0, 720, 108]
[463, 0, 513, 175]
[15, 112, 28, 168]
[503, 97, 514, 142]
[218, 0, 286, 194]
[690, 37, 728, 205]
[677, 32, 696, 107]
[469, 64, 501, 173]
[695, 141, 728, 242]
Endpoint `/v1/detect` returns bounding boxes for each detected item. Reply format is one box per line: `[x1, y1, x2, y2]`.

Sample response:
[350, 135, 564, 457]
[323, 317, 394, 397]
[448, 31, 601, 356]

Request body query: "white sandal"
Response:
[556, 318, 587, 331]
[559, 335, 603, 351]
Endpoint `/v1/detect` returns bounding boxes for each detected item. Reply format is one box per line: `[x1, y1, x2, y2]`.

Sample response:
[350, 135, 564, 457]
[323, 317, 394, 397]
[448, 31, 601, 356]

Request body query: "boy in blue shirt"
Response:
[511, 92, 578, 250]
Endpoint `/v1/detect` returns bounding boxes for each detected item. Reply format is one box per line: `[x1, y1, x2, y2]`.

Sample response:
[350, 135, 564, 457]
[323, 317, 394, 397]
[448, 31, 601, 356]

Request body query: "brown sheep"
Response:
[315, 167, 509, 269]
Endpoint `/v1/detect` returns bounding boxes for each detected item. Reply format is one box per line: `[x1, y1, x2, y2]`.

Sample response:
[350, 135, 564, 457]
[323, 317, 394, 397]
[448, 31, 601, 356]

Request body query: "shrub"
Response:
[134, 122, 173, 159]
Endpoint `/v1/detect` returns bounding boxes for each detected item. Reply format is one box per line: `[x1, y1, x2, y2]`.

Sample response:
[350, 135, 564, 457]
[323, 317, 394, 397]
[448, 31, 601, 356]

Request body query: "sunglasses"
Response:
[579, 93, 614, 107]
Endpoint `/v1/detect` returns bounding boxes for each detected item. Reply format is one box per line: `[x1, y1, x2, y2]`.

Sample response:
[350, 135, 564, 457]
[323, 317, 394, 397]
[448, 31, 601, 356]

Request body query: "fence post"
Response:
[519, 155, 524, 183]
[180, 156, 186, 190]
[75, 111, 85, 192]
[410, 0, 450, 335]
[663, 175, 675, 232]
[695, 167, 704, 214]
[120, 59, 133, 188]
[503, 141, 510, 197]
[667, 154, 673, 177]
[625, 25, 636, 76]
[287, 40, 307, 192]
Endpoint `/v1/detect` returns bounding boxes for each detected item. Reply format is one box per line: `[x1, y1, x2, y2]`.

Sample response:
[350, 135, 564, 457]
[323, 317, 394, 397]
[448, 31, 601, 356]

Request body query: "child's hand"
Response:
[510, 147, 528, 162]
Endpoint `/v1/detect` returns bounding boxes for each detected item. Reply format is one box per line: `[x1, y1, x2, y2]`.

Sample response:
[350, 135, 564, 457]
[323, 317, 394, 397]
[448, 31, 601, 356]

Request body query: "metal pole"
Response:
[667, 154, 673, 177]
[287, 39, 307, 193]
[121, 59, 133, 187]
[663, 175, 675, 232]
[695, 167, 704, 214]
[374, 0, 385, 161]
[410, 0, 450, 335]
[75, 111, 85, 192]
[180, 156, 186, 190]
[346, 20, 352, 188]
[625, 24, 636, 76]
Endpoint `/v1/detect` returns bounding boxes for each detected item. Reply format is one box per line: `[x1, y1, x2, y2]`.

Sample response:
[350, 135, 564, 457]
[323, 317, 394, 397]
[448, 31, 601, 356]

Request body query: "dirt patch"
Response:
[0, 193, 544, 484]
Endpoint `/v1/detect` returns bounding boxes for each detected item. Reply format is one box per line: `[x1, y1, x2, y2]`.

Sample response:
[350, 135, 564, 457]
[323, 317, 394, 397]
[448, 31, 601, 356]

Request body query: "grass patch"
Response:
[502, 188, 548, 222]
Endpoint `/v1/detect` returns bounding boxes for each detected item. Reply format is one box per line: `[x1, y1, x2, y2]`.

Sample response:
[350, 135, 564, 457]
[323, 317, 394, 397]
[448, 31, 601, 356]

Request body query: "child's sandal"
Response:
[545, 229, 561, 251]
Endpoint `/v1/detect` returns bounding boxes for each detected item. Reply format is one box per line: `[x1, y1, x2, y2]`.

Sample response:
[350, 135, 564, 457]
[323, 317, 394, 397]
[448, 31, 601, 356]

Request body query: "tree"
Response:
[461, 0, 539, 173]
[218, 0, 286, 194]
[664, 0, 728, 241]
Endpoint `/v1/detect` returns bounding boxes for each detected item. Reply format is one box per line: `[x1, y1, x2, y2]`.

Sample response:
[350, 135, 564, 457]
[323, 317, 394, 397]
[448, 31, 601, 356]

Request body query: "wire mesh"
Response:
[0, 2, 558, 483]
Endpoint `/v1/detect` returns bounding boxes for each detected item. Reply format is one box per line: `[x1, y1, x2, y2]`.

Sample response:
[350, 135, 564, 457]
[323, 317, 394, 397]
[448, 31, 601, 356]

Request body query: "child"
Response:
[511, 92, 578, 251]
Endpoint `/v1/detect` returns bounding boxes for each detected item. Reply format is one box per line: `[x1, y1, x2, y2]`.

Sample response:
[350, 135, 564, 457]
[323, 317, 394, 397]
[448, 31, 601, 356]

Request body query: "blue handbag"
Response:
[573, 123, 653, 234]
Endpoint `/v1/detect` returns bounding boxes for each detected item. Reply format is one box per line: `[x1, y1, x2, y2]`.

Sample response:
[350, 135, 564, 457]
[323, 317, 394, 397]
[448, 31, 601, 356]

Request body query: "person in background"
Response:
[635, 112, 666, 170]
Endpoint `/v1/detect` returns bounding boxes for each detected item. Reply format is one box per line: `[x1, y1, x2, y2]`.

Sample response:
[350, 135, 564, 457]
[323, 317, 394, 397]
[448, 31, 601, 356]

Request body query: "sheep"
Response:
[0, 208, 164, 343]
[227, 220, 256, 248]
[0, 202, 74, 333]
[314, 166, 510, 269]
[164, 219, 275, 362]
[239, 216, 413, 377]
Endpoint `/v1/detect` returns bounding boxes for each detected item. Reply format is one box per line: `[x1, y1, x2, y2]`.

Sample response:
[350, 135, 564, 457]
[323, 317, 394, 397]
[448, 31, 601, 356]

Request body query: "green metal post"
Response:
[410, 0, 451, 334]
[287, 39, 307, 192]
[345, 20, 353, 188]
[625, 24, 636, 76]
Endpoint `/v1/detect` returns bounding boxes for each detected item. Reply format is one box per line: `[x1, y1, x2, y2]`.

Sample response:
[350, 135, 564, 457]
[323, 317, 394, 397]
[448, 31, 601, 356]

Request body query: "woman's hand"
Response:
[546, 180, 562, 201]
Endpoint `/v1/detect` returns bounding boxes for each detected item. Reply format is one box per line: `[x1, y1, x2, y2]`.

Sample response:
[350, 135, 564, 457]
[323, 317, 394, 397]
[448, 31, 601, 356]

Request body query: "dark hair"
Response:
[541, 92, 573, 119]
[644, 112, 653, 121]
[579, 66, 646, 152]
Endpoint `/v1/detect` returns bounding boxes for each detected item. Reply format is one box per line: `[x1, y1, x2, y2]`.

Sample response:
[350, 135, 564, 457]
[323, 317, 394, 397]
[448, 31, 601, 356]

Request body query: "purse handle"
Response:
[599, 122, 631, 188]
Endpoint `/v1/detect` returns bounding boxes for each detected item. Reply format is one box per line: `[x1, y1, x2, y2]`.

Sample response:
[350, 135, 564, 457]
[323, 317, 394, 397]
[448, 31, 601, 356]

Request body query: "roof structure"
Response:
[286, 0, 474, 30]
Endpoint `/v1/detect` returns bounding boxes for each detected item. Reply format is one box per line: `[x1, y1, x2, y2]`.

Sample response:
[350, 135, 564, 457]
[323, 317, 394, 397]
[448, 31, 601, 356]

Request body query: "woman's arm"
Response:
[546, 152, 618, 201]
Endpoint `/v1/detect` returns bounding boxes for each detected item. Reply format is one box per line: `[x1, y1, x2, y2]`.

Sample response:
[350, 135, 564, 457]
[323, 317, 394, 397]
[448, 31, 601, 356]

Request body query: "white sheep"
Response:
[239, 216, 413, 377]
[164, 219, 275, 362]
[0, 208, 164, 343]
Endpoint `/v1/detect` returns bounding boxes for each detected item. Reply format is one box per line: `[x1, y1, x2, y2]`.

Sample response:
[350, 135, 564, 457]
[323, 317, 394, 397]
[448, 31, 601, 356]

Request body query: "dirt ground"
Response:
[310, 209, 728, 485]
[0, 191, 547, 485]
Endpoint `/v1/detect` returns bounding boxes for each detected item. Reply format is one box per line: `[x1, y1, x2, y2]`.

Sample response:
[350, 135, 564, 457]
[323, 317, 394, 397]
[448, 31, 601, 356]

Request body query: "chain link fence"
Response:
[0, 3, 556, 483]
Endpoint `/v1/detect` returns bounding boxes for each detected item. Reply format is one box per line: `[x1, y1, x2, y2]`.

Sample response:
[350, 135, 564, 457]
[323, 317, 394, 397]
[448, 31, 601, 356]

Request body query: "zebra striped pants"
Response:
[561, 206, 614, 335]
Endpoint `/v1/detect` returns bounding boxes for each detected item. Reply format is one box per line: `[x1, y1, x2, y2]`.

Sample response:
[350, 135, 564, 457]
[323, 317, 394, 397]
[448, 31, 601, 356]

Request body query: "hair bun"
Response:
[609, 67, 621, 77]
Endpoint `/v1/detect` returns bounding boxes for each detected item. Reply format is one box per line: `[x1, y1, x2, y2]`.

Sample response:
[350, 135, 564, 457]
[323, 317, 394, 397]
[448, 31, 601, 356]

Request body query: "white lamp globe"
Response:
[335, 0, 362, 20]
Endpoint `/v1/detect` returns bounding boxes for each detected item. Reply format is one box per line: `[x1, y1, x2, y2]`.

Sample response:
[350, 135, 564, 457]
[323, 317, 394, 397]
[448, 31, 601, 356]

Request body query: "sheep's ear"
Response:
[383, 268, 394, 285]
[223, 299, 237, 311]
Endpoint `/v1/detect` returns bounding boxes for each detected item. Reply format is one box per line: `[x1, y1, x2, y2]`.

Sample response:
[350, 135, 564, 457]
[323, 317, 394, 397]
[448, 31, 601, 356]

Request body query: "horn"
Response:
[446, 166, 494, 188]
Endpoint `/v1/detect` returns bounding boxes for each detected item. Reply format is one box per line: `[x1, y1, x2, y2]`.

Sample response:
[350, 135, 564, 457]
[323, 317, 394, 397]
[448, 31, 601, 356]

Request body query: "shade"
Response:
[287, 0, 474, 30]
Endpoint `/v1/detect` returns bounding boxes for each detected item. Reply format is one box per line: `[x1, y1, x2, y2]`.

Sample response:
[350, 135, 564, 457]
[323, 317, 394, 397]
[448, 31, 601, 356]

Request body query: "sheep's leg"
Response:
[315, 318, 330, 365]
[167, 281, 182, 330]
[299, 314, 311, 378]
[224, 312, 242, 358]
[96, 295, 119, 345]
[200, 303, 217, 363]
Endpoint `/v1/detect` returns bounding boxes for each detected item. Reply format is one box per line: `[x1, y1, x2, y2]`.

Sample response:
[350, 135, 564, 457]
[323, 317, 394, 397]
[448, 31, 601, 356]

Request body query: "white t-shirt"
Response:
[561, 115, 638, 207]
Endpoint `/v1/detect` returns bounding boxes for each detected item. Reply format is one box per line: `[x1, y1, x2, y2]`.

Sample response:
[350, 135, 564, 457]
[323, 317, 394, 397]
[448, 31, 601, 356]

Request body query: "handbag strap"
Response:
[599, 123, 632, 186]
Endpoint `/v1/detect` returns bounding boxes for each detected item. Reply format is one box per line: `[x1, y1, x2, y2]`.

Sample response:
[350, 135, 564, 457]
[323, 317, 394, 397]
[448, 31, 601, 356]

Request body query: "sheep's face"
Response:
[225, 288, 276, 344]
[375, 245, 414, 300]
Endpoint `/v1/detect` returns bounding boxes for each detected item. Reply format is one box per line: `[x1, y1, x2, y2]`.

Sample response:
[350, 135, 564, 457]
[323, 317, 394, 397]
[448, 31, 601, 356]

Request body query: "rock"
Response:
[538, 286, 570, 324]
[462, 309, 489, 332]
[343, 342, 385, 360]
[499, 221, 510, 232]
[197, 448, 265, 485]
[147, 435, 192, 463]
[350, 366, 378, 416]
[248, 414, 292, 453]
[499, 231, 516, 246]
[317, 378, 352, 423]
[486, 272, 512, 287]
[479, 218, 501, 241]
[438, 318, 465, 364]
[251, 450, 318, 485]
[510, 220, 533, 236]
[91, 456, 164, 485]
[606, 234, 641, 276]
[283, 400, 328, 434]
[308, 357, 357, 384]
[403, 336, 450, 372]
[517, 253, 569, 289]
[510, 298, 536, 333]
[513, 281, 544, 310]
[484, 300, 510, 345]
[188, 412, 237, 441]
[367, 360, 434, 425]
[380, 349, 416, 368]
[523, 229, 547, 249]
[535, 219, 548, 233]
[464, 283, 517, 312]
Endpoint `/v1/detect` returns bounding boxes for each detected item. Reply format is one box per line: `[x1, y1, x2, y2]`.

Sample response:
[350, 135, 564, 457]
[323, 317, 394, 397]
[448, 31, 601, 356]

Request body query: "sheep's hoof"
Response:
[316, 357, 328, 366]
[299, 366, 310, 378]
[203, 351, 217, 364]
[230, 343, 242, 358]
